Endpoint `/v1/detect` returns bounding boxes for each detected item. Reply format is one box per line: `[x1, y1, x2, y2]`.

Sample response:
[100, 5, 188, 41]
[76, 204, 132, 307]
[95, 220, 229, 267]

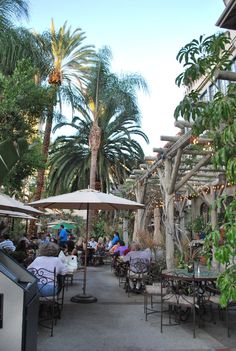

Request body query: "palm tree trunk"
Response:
[89, 123, 101, 189]
[28, 106, 53, 237]
[87, 122, 101, 234]
[35, 106, 54, 200]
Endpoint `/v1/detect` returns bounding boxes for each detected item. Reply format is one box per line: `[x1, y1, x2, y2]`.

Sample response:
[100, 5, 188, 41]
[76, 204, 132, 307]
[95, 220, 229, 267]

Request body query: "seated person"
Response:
[123, 242, 151, 292]
[108, 231, 120, 250]
[27, 242, 68, 296]
[0, 233, 16, 252]
[58, 241, 78, 272]
[123, 242, 152, 271]
[104, 236, 111, 250]
[109, 241, 121, 254]
[123, 247, 131, 256]
[123, 243, 152, 262]
[113, 240, 128, 256]
[11, 239, 28, 266]
[88, 237, 97, 249]
[95, 237, 106, 255]
[93, 237, 106, 265]
[66, 240, 78, 256]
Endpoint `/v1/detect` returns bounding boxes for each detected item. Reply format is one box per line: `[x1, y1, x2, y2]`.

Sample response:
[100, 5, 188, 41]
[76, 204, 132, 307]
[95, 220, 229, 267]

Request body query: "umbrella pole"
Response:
[82, 204, 89, 295]
[71, 203, 97, 303]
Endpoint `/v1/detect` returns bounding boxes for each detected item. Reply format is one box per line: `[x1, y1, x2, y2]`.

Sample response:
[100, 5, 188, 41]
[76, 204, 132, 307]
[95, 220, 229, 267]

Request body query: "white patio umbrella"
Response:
[0, 193, 43, 215]
[0, 209, 36, 220]
[29, 188, 144, 303]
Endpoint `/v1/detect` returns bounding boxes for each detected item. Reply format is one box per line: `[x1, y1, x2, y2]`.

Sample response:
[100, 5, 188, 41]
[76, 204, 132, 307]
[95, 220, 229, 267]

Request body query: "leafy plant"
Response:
[175, 31, 236, 307]
[191, 216, 205, 234]
[91, 218, 106, 238]
[0, 138, 27, 185]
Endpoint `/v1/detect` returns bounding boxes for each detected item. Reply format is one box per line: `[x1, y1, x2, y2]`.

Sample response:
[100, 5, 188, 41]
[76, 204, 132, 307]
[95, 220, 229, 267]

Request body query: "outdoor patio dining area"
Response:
[37, 264, 236, 351]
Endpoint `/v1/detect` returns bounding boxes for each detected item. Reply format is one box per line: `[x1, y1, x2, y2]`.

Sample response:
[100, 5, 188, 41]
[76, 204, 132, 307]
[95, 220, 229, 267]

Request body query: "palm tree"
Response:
[0, 26, 50, 77]
[83, 47, 148, 190]
[47, 109, 148, 194]
[0, 0, 29, 27]
[47, 49, 149, 194]
[34, 19, 95, 200]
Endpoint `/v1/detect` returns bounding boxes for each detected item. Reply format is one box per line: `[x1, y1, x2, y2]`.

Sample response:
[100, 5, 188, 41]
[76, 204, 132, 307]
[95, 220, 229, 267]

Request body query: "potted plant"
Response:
[191, 216, 205, 239]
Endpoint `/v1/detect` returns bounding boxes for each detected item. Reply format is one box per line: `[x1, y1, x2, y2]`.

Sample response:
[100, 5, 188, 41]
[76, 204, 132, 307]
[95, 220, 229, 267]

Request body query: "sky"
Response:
[22, 0, 226, 155]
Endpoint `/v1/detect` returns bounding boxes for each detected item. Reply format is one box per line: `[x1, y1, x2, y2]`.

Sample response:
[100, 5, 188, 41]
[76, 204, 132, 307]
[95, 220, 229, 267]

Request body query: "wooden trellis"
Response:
[127, 121, 226, 268]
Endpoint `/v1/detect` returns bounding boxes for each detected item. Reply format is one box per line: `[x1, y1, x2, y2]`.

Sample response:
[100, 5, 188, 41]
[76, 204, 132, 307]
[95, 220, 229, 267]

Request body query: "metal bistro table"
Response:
[162, 267, 218, 282]
[161, 267, 219, 330]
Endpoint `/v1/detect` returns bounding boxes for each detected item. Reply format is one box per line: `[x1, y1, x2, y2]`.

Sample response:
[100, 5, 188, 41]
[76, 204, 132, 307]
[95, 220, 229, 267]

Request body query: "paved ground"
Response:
[37, 265, 236, 351]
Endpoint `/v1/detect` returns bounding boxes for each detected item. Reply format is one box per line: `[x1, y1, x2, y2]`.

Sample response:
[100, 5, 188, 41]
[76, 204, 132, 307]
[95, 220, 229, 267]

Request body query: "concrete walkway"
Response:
[37, 265, 236, 351]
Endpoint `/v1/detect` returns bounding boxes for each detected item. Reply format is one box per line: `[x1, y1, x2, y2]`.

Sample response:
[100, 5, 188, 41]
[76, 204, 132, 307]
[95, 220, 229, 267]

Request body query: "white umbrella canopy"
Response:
[29, 188, 144, 210]
[29, 188, 144, 303]
[0, 209, 36, 220]
[0, 193, 43, 215]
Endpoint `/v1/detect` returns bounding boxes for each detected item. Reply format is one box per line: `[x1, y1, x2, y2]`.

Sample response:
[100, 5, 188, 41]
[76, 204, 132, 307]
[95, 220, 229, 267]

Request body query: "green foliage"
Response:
[0, 60, 51, 191]
[0, 0, 29, 28]
[91, 218, 106, 238]
[175, 33, 231, 87]
[47, 47, 148, 194]
[0, 60, 51, 140]
[191, 216, 205, 233]
[0, 138, 27, 184]
[3, 139, 44, 193]
[217, 266, 236, 307]
[175, 31, 236, 307]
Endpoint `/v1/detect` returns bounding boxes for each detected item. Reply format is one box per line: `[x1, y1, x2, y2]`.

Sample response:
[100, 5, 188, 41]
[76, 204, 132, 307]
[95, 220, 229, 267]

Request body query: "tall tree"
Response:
[0, 60, 50, 193]
[47, 106, 148, 194]
[34, 20, 95, 201]
[0, 0, 29, 27]
[174, 32, 236, 306]
[84, 47, 148, 190]
[0, 26, 50, 77]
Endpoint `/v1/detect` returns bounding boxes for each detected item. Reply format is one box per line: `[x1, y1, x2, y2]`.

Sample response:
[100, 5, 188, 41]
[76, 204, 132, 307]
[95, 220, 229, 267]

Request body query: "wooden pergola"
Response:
[127, 121, 229, 268]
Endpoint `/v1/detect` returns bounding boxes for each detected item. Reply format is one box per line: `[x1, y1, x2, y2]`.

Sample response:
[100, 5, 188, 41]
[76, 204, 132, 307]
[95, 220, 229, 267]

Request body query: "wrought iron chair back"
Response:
[126, 258, 150, 296]
[28, 267, 59, 337]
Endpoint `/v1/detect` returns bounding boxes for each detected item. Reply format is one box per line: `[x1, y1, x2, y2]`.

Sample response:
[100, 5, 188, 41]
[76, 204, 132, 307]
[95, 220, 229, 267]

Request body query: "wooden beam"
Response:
[215, 70, 236, 82]
[187, 179, 216, 182]
[179, 167, 224, 172]
[175, 154, 212, 192]
[160, 135, 180, 142]
[139, 130, 193, 181]
[168, 149, 183, 194]
[174, 120, 193, 128]
[153, 147, 168, 153]
[166, 130, 193, 157]
[180, 172, 218, 178]
[161, 135, 212, 145]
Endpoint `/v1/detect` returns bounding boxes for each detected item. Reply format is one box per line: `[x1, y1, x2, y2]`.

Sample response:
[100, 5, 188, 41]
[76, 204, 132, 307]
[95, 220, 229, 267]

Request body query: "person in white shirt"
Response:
[0, 233, 16, 252]
[88, 237, 97, 249]
[28, 242, 68, 296]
